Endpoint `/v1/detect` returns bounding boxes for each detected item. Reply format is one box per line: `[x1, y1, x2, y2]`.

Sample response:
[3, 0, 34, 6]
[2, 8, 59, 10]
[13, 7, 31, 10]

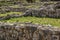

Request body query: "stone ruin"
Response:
[0, 1, 60, 40]
[0, 2, 60, 20]
[0, 22, 60, 40]
[0, 2, 60, 18]
[23, 2, 60, 18]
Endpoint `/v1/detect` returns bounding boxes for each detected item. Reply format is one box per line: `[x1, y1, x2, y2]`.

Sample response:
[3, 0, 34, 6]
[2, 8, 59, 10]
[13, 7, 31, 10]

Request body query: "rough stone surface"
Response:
[0, 22, 60, 40]
[23, 3, 60, 18]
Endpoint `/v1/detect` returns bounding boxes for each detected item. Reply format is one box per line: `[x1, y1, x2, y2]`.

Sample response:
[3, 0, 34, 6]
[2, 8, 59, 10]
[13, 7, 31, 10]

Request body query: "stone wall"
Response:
[0, 3, 60, 21]
[23, 3, 60, 18]
[0, 6, 28, 13]
[0, 22, 60, 40]
[0, 2, 60, 18]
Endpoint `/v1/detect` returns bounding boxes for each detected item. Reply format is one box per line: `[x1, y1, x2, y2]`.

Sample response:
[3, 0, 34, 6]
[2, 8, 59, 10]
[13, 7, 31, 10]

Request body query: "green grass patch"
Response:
[0, 12, 23, 17]
[0, 17, 60, 27]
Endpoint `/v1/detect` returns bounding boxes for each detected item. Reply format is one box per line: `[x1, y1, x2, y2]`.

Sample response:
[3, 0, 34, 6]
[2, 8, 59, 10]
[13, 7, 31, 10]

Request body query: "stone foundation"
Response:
[0, 22, 60, 40]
